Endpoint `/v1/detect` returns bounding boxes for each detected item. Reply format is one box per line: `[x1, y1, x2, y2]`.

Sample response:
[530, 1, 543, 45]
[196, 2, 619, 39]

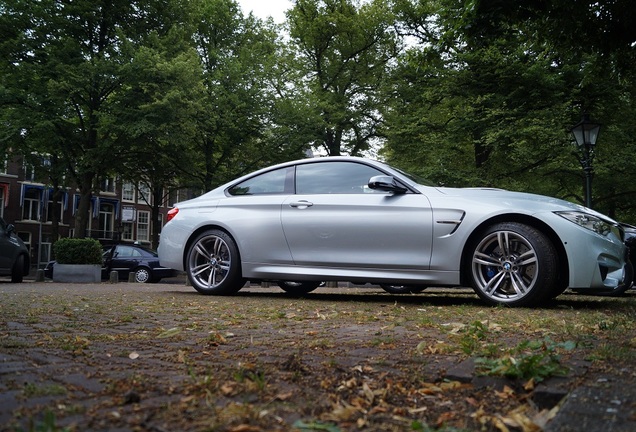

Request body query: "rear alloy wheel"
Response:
[11, 255, 24, 283]
[469, 222, 557, 307]
[277, 281, 322, 295]
[380, 284, 426, 294]
[133, 267, 152, 283]
[187, 229, 244, 295]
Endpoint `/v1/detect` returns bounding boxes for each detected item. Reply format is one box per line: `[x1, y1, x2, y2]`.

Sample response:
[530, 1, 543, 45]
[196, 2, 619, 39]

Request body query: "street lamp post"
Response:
[570, 114, 601, 208]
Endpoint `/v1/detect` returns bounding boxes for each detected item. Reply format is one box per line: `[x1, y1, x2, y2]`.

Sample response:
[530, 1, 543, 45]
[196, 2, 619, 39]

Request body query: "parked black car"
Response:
[45, 243, 177, 283]
[0, 217, 30, 282]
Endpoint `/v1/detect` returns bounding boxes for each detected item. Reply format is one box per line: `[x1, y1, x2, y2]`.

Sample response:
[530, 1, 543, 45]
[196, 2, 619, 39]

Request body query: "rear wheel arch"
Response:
[184, 227, 245, 295]
[459, 215, 568, 291]
[182, 225, 238, 271]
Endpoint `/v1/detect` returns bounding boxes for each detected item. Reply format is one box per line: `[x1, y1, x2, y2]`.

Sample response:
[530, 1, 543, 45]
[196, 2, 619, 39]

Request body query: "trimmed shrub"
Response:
[53, 238, 103, 265]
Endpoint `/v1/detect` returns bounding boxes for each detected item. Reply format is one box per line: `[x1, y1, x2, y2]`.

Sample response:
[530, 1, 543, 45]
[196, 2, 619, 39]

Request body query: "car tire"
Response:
[133, 267, 152, 283]
[380, 284, 426, 294]
[11, 255, 24, 283]
[277, 281, 322, 295]
[186, 229, 245, 295]
[468, 222, 557, 307]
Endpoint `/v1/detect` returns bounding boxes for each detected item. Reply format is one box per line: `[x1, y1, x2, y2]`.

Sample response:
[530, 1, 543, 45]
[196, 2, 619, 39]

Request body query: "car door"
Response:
[221, 165, 295, 266]
[110, 245, 141, 278]
[281, 161, 434, 270]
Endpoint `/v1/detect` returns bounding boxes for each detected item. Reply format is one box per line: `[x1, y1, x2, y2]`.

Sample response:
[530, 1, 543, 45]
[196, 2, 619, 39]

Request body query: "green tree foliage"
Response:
[2, 0, 636, 238]
[286, 0, 399, 156]
[186, 0, 303, 192]
[0, 0, 195, 237]
[107, 26, 203, 248]
[383, 0, 636, 220]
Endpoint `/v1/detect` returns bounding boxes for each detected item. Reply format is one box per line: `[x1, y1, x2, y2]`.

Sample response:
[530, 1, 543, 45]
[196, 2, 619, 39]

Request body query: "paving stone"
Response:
[545, 379, 636, 432]
[58, 372, 105, 393]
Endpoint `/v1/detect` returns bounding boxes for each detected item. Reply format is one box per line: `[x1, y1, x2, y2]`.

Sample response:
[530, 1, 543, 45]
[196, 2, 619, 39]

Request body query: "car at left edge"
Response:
[0, 217, 30, 282]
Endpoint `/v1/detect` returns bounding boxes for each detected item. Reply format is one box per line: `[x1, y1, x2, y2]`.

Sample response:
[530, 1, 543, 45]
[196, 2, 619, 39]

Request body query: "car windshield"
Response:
[377, 161, 437, 187]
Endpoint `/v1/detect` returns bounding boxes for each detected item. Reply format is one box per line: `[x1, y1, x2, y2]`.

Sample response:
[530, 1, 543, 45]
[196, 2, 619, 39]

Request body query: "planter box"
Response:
[53, 264, 102, 283]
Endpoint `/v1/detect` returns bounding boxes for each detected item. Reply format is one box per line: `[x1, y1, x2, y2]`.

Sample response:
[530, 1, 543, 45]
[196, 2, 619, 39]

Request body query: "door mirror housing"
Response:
[368, 176, 408, 194]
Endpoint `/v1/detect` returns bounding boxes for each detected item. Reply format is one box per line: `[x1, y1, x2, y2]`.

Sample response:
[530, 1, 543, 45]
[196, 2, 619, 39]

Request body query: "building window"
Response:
[137, 183, 152, 206]
[18, 232, 31, 254]
[137, 211, 150, 242]
[22, 188, 41, 221]
[0, 158, 7, 175]
[100, 176, 116, 194]
[47, 192, 64, 223]
[122, 222, 133, 241]
[24, 163, 36, 182]
[122, 182, 135, 202]
[98, 203, 115, 239]
[23, 154, 51, 183]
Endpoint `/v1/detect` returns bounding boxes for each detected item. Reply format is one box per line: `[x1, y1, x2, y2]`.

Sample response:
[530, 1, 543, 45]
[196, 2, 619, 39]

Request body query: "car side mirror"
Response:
[368, 176, 408, 194]
[6, 224, 15, 236]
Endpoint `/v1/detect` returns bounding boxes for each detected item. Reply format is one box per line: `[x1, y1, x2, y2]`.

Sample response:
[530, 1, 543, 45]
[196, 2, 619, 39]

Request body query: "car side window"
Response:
[296, 162, 387, 194]
[116, 246, 134, 257]
[228, 167, 294, 196]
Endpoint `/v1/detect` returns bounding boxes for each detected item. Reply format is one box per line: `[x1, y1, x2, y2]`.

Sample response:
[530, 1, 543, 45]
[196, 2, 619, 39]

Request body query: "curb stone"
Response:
[444, 358, 572, 408]
[544, 377, 636, 432]
[443, 358, 636, 430]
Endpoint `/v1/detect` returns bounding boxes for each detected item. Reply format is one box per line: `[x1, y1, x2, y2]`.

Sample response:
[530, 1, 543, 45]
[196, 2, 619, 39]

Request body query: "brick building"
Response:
[0, 155, 192, 270]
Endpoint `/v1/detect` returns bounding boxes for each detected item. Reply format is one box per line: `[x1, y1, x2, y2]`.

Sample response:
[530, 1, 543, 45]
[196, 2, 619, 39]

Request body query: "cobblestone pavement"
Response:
[1, 278, 635, 431]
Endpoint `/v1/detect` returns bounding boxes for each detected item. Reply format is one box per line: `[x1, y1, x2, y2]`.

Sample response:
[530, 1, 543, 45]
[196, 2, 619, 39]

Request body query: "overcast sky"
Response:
[237, 0, 292, 23]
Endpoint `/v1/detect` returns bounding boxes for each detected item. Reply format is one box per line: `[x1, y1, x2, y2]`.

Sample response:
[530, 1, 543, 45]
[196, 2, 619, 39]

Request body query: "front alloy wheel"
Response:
[469, 222, 557, 307]
[187, 229, 244, 295]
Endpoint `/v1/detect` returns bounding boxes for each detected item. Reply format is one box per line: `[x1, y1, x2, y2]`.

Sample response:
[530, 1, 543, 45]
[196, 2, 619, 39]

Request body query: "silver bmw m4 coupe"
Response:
[158, 157, 631, 307]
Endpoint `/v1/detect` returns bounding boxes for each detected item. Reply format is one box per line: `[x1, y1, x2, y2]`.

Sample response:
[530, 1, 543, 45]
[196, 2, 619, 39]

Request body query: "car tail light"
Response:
[167, 207, 179, 222]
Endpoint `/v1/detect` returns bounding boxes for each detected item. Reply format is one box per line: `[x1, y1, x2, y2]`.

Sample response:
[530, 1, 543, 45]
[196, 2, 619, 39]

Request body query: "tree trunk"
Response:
[74, 173, 95, 238]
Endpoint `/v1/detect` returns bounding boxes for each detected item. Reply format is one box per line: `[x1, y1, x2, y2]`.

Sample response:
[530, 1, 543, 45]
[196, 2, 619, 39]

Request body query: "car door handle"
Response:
[289, 200, 314, 209]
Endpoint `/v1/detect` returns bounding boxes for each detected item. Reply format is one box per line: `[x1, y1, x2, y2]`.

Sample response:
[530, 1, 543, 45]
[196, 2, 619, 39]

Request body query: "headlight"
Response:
[555, 211, 613, 236]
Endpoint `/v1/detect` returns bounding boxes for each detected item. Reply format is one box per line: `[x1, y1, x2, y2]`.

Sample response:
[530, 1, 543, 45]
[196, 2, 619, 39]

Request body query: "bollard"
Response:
[128, 272, 136, 283]
[35, 269, 45, 282]
[109, 271, 119, 283]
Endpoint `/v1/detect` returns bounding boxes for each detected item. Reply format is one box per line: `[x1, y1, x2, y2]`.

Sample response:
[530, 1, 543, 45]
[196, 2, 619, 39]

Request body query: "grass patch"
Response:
[475, 337, 576, 382]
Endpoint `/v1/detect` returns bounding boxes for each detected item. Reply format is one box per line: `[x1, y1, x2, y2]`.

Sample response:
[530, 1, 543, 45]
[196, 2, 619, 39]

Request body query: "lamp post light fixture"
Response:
[570, 114, 601, 208]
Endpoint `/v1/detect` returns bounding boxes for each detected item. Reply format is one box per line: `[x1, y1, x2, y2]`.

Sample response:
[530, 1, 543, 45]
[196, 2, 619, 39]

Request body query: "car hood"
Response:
[421, 185, 617, 221]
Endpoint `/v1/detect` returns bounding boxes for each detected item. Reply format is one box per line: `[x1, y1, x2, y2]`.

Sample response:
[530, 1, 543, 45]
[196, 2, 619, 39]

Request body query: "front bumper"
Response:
[562, 221, 629, 291]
